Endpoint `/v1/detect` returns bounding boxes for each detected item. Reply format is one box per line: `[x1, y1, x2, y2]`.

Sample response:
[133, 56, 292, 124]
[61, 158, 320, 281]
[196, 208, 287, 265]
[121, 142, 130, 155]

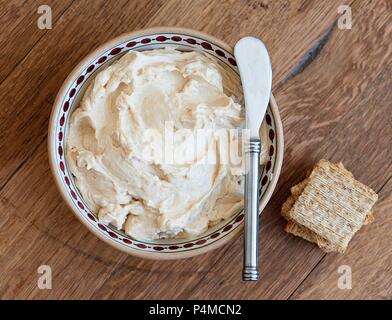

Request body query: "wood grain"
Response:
[0, 0, 166, 189]
[0, 0, 391, 299]
[0, 0, 73, 83]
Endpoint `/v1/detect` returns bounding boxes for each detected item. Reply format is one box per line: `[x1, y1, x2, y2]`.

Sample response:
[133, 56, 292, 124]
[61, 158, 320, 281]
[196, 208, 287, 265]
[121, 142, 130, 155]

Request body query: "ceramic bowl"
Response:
[48, 27, 284, 259]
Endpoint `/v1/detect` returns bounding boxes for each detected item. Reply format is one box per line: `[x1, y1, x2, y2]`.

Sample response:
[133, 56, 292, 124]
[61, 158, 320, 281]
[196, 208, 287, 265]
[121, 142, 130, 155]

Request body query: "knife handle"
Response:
[243, 139, 261, 281]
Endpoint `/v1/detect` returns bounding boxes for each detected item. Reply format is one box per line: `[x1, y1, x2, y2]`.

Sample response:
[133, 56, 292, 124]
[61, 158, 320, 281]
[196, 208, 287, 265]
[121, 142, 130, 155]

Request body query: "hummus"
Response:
[67, 47, 265, 240]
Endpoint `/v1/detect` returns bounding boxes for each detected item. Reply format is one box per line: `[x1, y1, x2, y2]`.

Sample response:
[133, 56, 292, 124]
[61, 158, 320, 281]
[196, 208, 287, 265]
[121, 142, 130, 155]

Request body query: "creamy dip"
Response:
[67, 47, 266, 241]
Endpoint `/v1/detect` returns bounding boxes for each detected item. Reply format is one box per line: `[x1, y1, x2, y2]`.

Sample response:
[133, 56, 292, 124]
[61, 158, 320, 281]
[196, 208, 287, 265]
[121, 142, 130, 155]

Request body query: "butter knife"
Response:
[234, 37, 272, 281]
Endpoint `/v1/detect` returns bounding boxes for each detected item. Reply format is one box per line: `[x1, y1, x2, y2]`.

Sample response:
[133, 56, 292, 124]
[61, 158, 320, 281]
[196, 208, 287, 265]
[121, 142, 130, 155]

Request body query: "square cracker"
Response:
[282, 159, 378, 253]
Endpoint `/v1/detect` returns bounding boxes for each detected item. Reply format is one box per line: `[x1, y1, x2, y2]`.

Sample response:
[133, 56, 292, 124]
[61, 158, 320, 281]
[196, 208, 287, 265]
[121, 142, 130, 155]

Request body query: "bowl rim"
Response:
[48, 27, 284, 260]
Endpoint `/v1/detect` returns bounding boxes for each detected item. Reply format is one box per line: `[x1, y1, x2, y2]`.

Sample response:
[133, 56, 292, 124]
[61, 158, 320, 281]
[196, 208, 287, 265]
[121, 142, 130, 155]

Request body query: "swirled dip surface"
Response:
[67, 47, 258, 240]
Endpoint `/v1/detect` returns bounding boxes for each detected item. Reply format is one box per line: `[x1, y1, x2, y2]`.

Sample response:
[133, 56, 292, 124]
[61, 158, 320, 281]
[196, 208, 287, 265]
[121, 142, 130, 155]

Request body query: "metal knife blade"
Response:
[234, 37, 272, 139]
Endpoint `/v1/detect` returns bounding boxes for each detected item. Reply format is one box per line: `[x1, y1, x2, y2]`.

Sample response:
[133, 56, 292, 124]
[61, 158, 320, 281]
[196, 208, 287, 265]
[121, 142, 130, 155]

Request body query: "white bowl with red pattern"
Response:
[48, 27, 284, 259]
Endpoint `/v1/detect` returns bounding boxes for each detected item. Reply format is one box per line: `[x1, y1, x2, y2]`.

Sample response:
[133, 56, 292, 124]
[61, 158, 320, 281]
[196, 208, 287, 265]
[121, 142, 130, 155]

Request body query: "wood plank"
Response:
[90, 0, 366, 299]
[290, 177, 392, 300]
[146, 0, 352, 86]
[0, 200, 124, 299]
[0, 0, 348, 189]
[0, 0, 73, 83]
[0, 0, 390, 300]
[0, 0, 166, 189]
[0, 141, 129, 298]
[172, 0, 392, 299]
[0, 0, 348, 300]
[0, 0, 168, 299]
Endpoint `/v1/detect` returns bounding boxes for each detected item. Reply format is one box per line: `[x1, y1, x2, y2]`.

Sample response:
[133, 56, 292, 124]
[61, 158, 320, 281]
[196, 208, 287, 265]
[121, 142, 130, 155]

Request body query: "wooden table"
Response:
[1, 0, 391, 300]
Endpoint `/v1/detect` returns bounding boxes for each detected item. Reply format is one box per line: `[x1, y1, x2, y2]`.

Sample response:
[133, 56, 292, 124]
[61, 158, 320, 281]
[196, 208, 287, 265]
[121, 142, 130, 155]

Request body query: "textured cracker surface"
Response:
[282, 160, 378, 253]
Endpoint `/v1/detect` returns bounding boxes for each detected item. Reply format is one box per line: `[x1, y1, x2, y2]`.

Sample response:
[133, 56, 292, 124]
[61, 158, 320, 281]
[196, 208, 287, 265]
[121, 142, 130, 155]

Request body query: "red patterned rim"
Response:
[49, 30, 282, 257]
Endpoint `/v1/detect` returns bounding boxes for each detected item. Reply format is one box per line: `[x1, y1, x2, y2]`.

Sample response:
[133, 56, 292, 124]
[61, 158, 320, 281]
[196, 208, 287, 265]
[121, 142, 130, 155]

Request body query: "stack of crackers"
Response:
[282, 159, 378, 253]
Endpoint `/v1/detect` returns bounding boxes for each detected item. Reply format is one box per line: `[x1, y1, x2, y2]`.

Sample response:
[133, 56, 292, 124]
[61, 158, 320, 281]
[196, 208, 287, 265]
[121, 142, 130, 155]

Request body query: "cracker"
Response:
[281, 193, 298, 220]
[291, 178, 310, 196]
[285, 221, 339, 253]
[281, 178, 309, 220]
[281, 159, 378, 253]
